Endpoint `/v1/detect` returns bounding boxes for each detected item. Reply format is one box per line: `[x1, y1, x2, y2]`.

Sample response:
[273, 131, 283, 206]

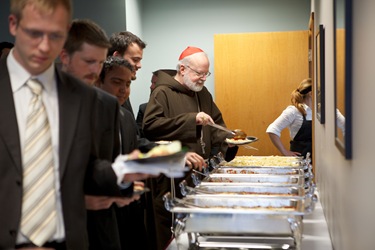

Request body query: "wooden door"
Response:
[214, 31, 309, 156]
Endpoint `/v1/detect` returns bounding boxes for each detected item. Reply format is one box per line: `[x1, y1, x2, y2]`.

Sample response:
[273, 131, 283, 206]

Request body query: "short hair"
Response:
[0, 42, 14, 57]
[63, 19, 110, 55]
[11, 0, 73, 22]
[108, 31, 146, 56]
[100, 56, 134, 82]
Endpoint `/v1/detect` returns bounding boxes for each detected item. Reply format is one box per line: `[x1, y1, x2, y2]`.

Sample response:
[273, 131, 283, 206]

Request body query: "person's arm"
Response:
[268, 132, 301, 156]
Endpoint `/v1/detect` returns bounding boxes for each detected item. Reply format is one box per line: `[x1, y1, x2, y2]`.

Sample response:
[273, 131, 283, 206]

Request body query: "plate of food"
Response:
[117, 141, 189, 178]
[131, 141, 187, 164]
[225, 136, 259, 145]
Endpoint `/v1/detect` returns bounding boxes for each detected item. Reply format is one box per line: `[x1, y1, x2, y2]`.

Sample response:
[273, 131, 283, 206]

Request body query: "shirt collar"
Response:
[7, 48, 56, 94]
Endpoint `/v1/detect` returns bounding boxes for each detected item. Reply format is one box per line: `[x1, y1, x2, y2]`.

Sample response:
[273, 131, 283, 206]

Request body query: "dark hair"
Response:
[108, 31, 146, 56]
[63, 19, 110, 55]
[0, 42, 14, 57]
[100, 56, 133, 82]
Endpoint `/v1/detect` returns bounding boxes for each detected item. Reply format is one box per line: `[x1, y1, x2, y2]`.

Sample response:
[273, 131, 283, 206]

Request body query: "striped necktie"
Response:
[20, 78, 57, 246]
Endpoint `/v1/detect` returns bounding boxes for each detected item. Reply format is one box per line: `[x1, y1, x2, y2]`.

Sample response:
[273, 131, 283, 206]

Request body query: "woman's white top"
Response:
[266, 104, 312, 139]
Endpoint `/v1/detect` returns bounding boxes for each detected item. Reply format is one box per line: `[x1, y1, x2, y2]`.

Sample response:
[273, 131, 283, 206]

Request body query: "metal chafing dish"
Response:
[179, 180, 312, 197]
[166, 153, 316, 249]
[164, 192, 317, 250]
[192, 173, 305, 187]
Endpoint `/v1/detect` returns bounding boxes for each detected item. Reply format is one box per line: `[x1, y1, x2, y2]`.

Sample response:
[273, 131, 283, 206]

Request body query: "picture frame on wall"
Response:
[316, 24, 325, 124]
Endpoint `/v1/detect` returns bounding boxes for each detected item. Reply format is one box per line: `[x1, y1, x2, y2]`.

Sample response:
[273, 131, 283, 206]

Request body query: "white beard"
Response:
[183, 74, 204, 92]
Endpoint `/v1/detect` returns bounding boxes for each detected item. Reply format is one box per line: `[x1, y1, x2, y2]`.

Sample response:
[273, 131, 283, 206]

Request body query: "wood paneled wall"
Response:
[214, 31, 309, 156]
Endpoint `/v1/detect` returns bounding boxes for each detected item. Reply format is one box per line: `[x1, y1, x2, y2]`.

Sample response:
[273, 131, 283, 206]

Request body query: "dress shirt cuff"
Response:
[111, 155, 129, 186]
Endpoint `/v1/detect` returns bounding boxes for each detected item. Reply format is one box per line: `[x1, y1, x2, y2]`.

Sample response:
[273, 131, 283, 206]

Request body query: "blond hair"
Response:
[11, 0, 72, 22]
[290, 78, 312, 116]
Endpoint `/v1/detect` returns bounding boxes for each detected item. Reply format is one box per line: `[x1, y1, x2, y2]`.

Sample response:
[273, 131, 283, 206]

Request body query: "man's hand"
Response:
[196, 112, 214, 126]
[85, 195, 115, 210]
[113, 195, 140, 207]
[185, 152, 207, 171]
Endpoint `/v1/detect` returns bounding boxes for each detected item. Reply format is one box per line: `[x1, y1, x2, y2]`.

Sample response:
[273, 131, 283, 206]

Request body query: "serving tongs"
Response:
[208, 123, 247, 140]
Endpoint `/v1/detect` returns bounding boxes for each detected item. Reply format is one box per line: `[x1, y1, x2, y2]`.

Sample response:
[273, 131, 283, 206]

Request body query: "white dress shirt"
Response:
[266, 104, 312, 140]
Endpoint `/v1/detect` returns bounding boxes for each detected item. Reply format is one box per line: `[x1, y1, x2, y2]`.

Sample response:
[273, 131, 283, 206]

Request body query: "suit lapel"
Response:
[0, 58, 23, 173]
[55, 69, 81, 179]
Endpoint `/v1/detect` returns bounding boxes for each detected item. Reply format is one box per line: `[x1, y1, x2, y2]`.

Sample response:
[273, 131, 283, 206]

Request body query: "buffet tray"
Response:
[180, 180, 307, 197]
[195, 235, 296, 249]
[165, 193, 309, 237]
[220, 156, 308, 169]
[166, 194, 315, 215]
[194, 173, 305, 186]
[211, 166, 305, 176]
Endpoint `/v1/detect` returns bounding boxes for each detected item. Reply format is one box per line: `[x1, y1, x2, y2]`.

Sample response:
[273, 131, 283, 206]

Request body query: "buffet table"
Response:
[166, 191, 332, 250]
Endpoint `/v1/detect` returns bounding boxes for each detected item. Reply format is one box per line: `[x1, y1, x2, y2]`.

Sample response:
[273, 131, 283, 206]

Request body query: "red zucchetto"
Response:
[178, 46, 204, 60]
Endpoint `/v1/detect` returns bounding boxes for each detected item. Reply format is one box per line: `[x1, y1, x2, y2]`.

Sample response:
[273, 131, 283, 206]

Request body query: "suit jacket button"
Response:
[16, 180, 21, 186]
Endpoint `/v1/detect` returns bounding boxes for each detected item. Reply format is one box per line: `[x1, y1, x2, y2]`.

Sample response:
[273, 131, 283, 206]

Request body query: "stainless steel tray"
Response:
[211, 166, 305, 175]
[165, 193, 316, 215]
[220, 156, 306, 167]
[195, 235, 297, 249]
[165, 192, 309, 243]
[193, 173, 305, 186]
[180, 180, 307, 197]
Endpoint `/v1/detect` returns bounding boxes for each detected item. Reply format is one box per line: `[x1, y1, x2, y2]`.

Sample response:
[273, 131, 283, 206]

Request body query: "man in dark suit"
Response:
[98, 56, 151, 250]
[0, 1, 150, 249]
[108, 31, 147, 117]
[60, 19, 139, 250]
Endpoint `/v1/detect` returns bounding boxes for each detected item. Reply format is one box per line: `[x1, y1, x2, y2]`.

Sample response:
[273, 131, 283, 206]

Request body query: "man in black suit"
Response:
[0, 1, 150, 249]
[98, 56, 151, 250]
[108, 31, 146, 117]
[60, 19, 139, 250]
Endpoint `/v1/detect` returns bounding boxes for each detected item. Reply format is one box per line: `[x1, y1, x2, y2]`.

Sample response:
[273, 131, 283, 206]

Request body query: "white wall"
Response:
[314, 0, 375, 249]
[126, 0, 310, 115]
[125, 0, 142, 38]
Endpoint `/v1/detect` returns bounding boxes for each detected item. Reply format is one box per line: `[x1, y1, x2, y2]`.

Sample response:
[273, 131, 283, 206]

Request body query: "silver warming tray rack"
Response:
[164, 192, 317, 250]
[166, 154, 316, 249]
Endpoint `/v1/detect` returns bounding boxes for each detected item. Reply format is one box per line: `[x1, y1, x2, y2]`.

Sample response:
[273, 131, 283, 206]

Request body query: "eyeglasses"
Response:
[185, 65, 211, 78]
[19, 24, 66, 43]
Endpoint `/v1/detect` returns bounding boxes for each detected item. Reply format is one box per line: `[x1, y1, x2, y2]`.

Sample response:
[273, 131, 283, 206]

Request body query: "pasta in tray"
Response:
[222, 155, 302, 167]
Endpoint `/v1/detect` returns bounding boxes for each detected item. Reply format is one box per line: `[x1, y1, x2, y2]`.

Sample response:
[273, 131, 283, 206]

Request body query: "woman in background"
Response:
[266, 78, 312, 158]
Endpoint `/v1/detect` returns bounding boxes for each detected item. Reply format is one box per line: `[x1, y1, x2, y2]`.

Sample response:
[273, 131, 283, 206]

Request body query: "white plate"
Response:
[119, 151, 189, 178]
[225, 136, 259, 145]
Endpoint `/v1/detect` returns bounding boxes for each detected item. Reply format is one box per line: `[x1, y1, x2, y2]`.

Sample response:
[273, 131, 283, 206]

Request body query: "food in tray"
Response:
[219, 168, 298, 175]
[222, 155, 302, 167]
[203, 205, 295, 211]
[205, 191, 294, 196]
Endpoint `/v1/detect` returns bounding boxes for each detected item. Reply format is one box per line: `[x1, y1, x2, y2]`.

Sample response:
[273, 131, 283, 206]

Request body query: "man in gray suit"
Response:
[0, 0, 150, 249]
